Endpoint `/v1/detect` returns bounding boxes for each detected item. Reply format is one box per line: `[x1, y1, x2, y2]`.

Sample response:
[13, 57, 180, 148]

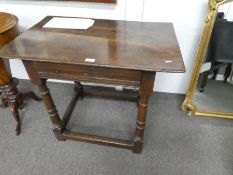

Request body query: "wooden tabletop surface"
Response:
[0, 16, 185, 73]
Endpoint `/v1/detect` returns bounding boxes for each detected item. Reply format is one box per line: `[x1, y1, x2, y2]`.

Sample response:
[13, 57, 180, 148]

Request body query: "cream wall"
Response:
[0, 0, 230, 94]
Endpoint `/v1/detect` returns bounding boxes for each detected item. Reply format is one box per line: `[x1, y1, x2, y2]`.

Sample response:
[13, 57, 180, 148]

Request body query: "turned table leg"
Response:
[38, 79, 65, 140]
[132, 72, 155, 153]
[23, 61, 65, 140]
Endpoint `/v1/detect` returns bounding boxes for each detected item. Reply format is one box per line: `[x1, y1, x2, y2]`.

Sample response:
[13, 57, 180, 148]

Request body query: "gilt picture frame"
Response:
[182, 0, 233, 119]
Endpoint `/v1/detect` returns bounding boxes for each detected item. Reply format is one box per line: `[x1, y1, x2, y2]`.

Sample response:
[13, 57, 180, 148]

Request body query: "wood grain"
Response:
[0, 16, 185, 153]
[0, 12, 19, 86]
[0, 16, 185, 73]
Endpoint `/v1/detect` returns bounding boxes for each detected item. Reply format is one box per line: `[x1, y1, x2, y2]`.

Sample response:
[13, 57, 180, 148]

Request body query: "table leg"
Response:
[23, 61, 65, 140]
[38, 79, 66, 140]
[224, 63, 232, 83]
[62, 82, 82, 129]
[74, 81, 83, 99]
[132, 72, 155, 153]
[23, 61, 155, 152]
[199, 72, 208, 92]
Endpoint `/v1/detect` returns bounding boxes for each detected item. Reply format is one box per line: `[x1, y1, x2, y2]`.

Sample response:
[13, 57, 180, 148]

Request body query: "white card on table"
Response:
[43, 17, 95, 30]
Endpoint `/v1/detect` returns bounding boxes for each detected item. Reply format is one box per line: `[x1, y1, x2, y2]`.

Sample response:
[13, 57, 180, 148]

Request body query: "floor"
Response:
[194, 79, 233, 113]
[0, 80, 233, 175]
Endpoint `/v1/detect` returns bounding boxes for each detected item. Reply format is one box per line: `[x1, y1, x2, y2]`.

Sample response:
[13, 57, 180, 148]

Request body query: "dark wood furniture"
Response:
[199, 62, 232, 92]
[0, 16, 185, 153]
[200, 13, 233, 92]
[0, 12, 41, 135]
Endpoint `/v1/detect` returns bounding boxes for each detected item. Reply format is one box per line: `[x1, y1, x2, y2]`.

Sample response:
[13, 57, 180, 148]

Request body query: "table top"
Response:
[0, 12, 18, 33]
[0, 16, 185, 73]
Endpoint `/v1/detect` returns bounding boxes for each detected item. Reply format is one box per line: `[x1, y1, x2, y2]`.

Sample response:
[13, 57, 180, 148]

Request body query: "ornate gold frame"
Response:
[182, 0, 233, 119]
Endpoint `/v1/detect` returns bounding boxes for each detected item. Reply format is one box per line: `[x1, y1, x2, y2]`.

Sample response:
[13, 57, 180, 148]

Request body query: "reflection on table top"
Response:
[0, 16, 185, 73]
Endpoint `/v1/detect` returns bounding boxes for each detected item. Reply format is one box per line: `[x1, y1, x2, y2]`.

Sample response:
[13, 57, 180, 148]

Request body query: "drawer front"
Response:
[35, 62, 141, 86]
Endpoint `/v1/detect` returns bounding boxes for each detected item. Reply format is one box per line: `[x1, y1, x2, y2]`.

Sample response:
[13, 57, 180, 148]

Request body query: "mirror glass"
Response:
[193, 3, 233, 113]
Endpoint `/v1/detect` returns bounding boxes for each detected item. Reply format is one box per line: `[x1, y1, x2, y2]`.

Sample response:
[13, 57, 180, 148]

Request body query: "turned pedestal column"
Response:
[0, 59, 12, 108]
[0, 12, 41, 135]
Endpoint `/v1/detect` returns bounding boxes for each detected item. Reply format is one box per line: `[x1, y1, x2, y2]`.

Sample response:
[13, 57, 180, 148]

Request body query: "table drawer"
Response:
[35, 62, 141, 86]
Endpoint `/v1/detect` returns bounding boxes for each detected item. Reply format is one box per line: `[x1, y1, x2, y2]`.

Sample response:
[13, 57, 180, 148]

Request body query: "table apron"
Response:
[34, 62, 141, 86]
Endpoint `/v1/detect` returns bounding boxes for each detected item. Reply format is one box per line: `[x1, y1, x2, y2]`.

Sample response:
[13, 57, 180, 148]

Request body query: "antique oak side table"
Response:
[0, 12, 41, 136]
[0, 16, 185, 153]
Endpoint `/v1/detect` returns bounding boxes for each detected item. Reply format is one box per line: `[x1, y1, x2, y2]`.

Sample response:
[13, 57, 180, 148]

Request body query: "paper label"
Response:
[85, 58, 96, 63]
[43, 17, 95, 30]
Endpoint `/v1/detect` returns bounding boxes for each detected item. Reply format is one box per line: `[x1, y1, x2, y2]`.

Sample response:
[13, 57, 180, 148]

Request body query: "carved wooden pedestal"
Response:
[0, 77, 42, 135]
[0, 12, 42, 135]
